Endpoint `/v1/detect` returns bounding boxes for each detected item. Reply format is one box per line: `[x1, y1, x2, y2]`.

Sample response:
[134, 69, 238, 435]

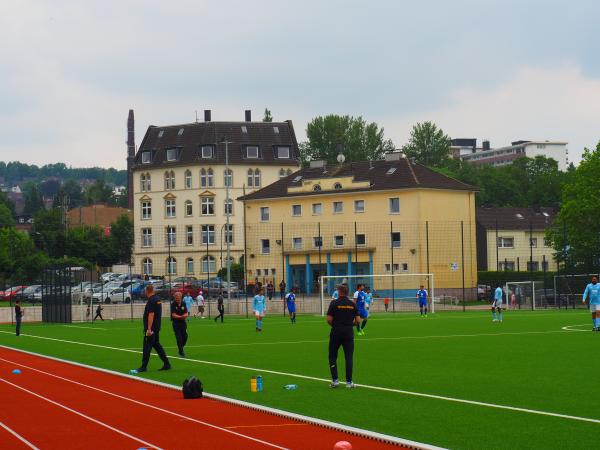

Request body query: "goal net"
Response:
[319, 273, 435, 315]
[504, 281, 549, 310]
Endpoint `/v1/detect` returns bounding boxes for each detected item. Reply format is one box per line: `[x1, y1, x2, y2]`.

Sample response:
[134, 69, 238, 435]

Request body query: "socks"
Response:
[256, 319, 261, 329]
[492, 311, 497, 320]
[499, 312, 503, 321]
[361, 319, 368, 330]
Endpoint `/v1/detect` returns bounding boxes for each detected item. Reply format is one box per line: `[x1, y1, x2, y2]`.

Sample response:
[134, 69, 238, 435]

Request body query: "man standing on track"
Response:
[327, 284, 359, 389]
[416, 285, 428, 317]
[171, 292, 188, 357]
[582, 276, 600, 331]
[492, 284, 503, 323]
[353, 284, 368, 335]
[137, 284, 171, 372]
[14, 299, 23, 336]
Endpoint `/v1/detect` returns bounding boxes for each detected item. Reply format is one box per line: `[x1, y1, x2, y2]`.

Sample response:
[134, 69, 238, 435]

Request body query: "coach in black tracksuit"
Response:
[171, 292, 188, 357]
[137, 284, 171, 372]
[326, 284, 360, 388]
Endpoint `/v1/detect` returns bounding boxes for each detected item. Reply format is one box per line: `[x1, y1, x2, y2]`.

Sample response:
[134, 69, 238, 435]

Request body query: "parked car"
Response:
[477, 284, 492, 301]
[1, 286, 27, 301]
[18, 285, 43, 304]
[173, 276, 197, 283]
[92, 286, 132, 304]
[101, 272, 118, 283]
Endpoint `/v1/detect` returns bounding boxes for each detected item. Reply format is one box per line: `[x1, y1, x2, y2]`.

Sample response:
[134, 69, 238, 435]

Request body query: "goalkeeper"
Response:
[582, 276, 600, 331]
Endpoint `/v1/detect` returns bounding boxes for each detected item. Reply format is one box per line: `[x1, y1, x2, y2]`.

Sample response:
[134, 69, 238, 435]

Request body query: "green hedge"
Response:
[477, 271, 556, 285]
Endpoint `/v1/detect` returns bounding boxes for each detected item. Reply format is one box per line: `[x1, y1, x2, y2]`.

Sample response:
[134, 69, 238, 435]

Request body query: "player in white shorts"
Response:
[582, 276, 600, 331]
[492, 284, 503, 322]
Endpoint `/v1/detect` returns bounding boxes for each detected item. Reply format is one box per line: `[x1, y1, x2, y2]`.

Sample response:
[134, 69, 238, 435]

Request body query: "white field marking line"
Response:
[2, 333, 600, 426]
[0, 420, 40, 450]
[62, 325, 107, 330]
[0, 346, 440, 450]
[225, 423, 308, 429]
[561, 324, 591, 332]
[0, 357, 289, 450]
[0, 377, 162, 450]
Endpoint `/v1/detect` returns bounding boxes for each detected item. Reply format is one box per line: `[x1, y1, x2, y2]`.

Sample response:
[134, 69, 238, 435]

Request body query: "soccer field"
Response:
[1, 310, 598, 449]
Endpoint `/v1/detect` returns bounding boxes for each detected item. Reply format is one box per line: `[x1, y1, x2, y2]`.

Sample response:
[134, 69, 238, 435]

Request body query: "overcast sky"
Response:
[1, 0, 599, 169]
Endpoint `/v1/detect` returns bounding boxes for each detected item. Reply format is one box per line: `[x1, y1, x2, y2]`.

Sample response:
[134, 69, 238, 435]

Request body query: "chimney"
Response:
[245, 110, 251, 122]
[204, 110, 211, 122]
[309, 160, 325, 168]
[483, 140, 490, 151]
[126, 109, 135, 210]
[385, 151, 401, 161]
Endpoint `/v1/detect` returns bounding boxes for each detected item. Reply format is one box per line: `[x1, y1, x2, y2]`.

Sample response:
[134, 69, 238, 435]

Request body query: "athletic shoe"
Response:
[360, 330, 366, 336]
[179, 352, 185, 358]
[357, 330, 363, 336]
[492, 319, 498, 322]
[330, 380, 340, 388]
[158, 364, 172, 371]
[135, 367, 147, 373]
[424, 314, 428, 317]
[345, 382, 356, 389]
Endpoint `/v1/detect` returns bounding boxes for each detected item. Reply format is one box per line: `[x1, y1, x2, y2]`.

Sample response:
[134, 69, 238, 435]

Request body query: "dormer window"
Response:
[166, 148, 178, 161]
[178, 128, 184, 136]
[273, 126, 279, 134]
[386, 167, 397, 175]
[158, 130, 164, 138]
[334, 182, 342, 190]
[313, 184, 321, 192]
[276, 146, 290, 159]
[241, 126, 248, 133]
[141, 151, 152, 164]
[201, 145, 214, 158]
[246, 146, 259, 159]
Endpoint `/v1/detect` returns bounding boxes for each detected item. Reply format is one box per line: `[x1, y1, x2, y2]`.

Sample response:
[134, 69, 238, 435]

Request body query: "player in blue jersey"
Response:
[582, 276, 600, 331]
[331, 285, 340, 300]
[364, 287, 374, 311]
[253, 287, 266, 332]
[285, 288, 297, 324]
[492, 284, 503, 322]
[353, 284, 368, 335]
[416, 285, 428, 317]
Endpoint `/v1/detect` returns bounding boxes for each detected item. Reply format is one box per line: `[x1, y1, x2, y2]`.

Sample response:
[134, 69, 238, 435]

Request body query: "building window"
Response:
[276, 146, 290, 158]
[142, 258, 153, 275]
[273, 126, 279, 134]
[291, 204, 302, 216]
[356, 234, 366, 246]
[499, 261, 515, 271]
[312, 203, 322, 215]
[287, 169, 292, 176]
[313, 236, 323, 248]
[527, 261, 540, 271]
[224, 169, 233, 187]
[186, 258, 194, 274]
[224, 224, 234, 244]
[529, 237, 538, 247]
[391, 232, 401, 248]
[542, 260, 549, 271]
[166, 226, 176, 246]
[141, 201, 152, 219]
[497, 237, 514, 248]
[402, 263, 408, 272]
[166, 257, 177, 275]
[334, 182, 342, 190]
[389, 197, 400, 214]
[257, 269, 261, 276]
[292, 237, 303, 249]
[279, 169, 286, 179]
[334, 235, 344, 247]
[333, 201, 343, 214]
[354, 200, 365, 213]
[164, 171, 175, 190]
[201, 197, 215, 215]
[385, 263, 391, 272]
[201, 225, 215, 244]
[185, 200, 193, 217]
[140, 173, 148, 192]
[142, 228, 152, 247]
[185, 170, 192, 189]
[254, 169, 261, 187]
[201, 145, 214, 158]
[200, 169, 208, 187]
[186, 225, 193, 245]
[207, 168, 214, 187]
[246, 146, 259, 158]
[165, 199, 176, 218]
[224, 198, 233, 215]
[261, 239, 270, 254]
[543, 238, 551, 247]
[166, 148, 178, 161]
[260, 207, 270, 221]
[142, 151, 152, 164]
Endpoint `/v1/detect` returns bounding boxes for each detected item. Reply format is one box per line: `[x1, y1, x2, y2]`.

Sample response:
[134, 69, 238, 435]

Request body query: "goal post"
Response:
[319, 273, 435, 316]
[504, 280, 547, 310]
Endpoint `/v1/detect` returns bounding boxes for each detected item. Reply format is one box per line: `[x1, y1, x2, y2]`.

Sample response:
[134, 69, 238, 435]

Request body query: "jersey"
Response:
[353, 290, 367, 312]
[331, 290, 339, 300]
[170, 301, 188, 322]
[583, 283, 600, 305]
[253, 294, 266, 313]
[143, 295, 163, 332]
[417, 289, 428, 304]
[196, 294, 205, 306]
[327, 296, 359, 329]
[365, 292, 373, 307]
[494, 287, 503, 304]
[183, 295, 194, 313]
[285, 292, 296, 304]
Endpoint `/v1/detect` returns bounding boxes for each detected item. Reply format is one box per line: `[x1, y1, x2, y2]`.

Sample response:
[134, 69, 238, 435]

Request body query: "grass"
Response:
[0, 309, 598, 449]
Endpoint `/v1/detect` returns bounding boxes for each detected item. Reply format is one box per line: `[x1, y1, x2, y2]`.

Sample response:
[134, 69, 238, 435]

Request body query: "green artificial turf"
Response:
[1, 310, 598, 449]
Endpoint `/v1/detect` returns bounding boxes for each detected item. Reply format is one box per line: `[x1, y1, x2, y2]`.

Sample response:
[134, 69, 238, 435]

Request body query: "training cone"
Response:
[12, 369, 21, 375]
[333, 441, 353, 450]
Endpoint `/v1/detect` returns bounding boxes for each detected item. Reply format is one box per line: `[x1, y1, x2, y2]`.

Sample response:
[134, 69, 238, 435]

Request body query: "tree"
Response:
[301, 115, 394, 164]
[57, 179, 85, 208]
[0, 191, 15, 217]
[401, 122, 451, 167]
[262, 108, 273, 122]
[0, 227, 48, 284]
[23, 182, 45, 215]
[32, 209, 65, 258]
[84, 179, 113, 204]
[108, 214, 134, 263]
[0, 203, 13, 228]
[217, 262, 244, 282]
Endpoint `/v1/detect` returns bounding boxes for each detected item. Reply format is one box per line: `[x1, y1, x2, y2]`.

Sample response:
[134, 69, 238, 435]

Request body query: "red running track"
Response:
[0, 346, 410, 450]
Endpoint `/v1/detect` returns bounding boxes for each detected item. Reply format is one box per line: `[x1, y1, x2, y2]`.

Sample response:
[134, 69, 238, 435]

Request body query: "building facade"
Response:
[476, 207, 557, 272]
[240, 154, 478, 298]
[130, 110, 300, 279]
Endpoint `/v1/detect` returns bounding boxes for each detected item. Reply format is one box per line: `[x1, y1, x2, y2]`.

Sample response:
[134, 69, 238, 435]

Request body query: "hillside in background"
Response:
[0, 161, 126, 187]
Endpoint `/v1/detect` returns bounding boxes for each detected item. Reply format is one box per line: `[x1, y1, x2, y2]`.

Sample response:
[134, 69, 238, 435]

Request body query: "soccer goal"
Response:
[319, 273, 435, 315]
[504, 281, 548, 310]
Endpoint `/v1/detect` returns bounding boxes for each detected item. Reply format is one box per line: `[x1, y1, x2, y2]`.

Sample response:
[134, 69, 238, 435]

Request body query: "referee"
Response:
[326, 284, 359, 389]
[136, 284, 171, 372]
[171, 292, 188, 357]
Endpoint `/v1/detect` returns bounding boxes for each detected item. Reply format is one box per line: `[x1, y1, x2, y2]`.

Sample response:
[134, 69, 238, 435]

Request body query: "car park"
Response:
[19, 285, 42, 304]
[1, 286, 27, 301]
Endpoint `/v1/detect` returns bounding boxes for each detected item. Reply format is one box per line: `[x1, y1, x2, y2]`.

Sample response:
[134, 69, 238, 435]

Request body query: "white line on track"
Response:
[0, 377, 162, 449]
[1, 331, 599, 426]
[0, 420, 40, 450]
[0, 357, 289, 450]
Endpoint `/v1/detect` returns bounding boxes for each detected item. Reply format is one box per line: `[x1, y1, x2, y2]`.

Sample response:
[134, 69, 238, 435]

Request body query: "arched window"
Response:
[167, 257, 177, 275]
[207, 168, 214, 187]
[140, 173, 146, 192]
[254, 168, 261, 187]
[200, 168, 207, 187]
[224, 198, 233, 216]
[224, 169, 233, 187]
[185, 200, 193, 216]
[186, 258, 194, 274]
[146, 173, 152, 190]
[279, 169, 286, 179]
[142, 258, 153, 275]
[184, 170, 192, 189]
[164, 171, 175, 190]
[202, 255, 216, 273]
[247, 169, 254, 187]
[313, 184, 322, 191]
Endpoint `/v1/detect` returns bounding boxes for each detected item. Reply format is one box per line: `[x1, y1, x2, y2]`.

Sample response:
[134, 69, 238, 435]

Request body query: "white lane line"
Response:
[0, 357, 289, 450]
[1, 332, 599, 426]
[0, 420, 40, 450]
[62, 325, 107, 331]
[561, 324, 591, 332]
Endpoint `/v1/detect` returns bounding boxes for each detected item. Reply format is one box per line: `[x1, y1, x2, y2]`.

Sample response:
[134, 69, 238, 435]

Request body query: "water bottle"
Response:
[256, 375, 263, 392]
[250, 376, 257, 392]
[283, 384, 297, 390]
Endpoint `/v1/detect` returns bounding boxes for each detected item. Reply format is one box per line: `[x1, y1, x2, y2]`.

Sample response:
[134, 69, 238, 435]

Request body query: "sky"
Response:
[1, 0, 599, 169]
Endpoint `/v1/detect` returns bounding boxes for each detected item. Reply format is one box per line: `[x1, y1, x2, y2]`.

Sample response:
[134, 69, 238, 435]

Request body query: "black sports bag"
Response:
[182, 376, 203, 399]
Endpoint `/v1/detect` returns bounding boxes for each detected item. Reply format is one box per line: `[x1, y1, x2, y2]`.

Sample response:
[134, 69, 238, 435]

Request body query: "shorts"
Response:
[287, 303, 296, 313]
[492, 301, 503, 309]
[254, 310, 265, 317]
[358, 309, 369, 319]
[590, 303, 600, 312]
[418, 300, 427, 307]
[198, 305, 205, 313]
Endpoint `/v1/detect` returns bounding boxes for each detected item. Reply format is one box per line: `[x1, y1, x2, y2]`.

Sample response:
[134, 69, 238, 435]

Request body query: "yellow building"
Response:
[131, 111, 300, 278]
[239, 153, 478, 298]
[476, 207, 557, 272]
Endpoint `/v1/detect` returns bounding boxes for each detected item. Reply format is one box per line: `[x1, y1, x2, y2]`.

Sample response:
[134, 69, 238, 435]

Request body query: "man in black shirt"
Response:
[171, 292, 188, 357]
[137, 284, 171, 372]
[214, 293, 225, 323]
[94, 303, 104, 321]
[15, 300, 23, 336]
[326, 284, 360, 388]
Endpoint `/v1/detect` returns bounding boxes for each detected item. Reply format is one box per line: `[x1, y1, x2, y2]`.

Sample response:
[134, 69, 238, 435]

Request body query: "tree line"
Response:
[0, 161, 127, 187]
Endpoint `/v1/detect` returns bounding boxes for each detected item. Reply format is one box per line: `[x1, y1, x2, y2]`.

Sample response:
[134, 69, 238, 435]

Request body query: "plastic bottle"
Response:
[250, 376, 257, 392]
[256, 375, 263, 392]
[283, 384, 298, 390]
